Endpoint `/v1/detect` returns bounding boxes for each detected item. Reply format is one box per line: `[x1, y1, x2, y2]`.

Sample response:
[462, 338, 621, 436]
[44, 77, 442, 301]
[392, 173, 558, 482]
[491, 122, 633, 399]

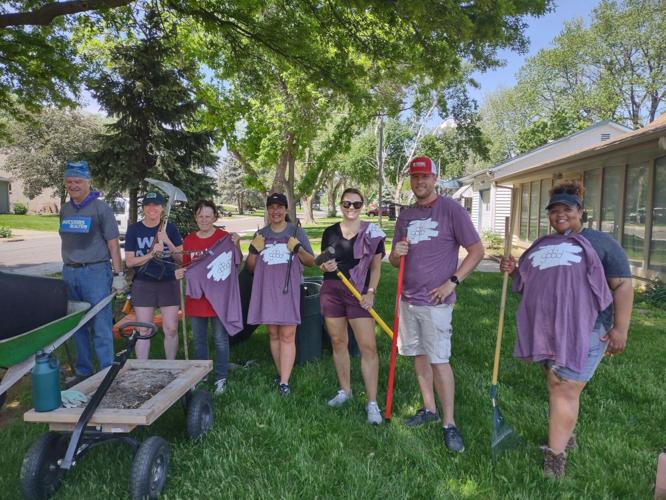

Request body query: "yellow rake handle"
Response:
[492, 216, 513, 386]
[337, 272, 394, 340]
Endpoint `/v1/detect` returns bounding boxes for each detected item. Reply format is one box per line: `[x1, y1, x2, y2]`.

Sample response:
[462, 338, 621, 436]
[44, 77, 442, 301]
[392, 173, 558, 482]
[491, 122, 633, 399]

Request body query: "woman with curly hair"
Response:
[500, 180, 634, 479]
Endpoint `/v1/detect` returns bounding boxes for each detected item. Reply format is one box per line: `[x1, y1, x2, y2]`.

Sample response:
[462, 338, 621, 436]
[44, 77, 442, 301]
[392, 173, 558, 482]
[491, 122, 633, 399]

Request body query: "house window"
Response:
[601, 166, 623, 240]
[520, 183, 529, 240]
[539, 179, 551, 236]
[583, 169, 602, 229]
[529, 181, 540, 240]
[622, 163, 648, 267]
[649, 157, 666, 272]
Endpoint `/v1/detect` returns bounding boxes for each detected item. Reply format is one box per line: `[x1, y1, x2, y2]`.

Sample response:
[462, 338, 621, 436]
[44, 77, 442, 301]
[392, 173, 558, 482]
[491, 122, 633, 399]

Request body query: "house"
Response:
[452, 120, 632, 238]
[0, 152, 61, 214]
[495, 113, 666, 281]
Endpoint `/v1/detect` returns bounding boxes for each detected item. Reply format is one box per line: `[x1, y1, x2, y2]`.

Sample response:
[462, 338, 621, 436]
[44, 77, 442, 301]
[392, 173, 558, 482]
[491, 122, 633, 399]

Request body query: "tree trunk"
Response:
[301, 195, 315, 225]
[286, 151, 297, 224]
[327, 177, 342, 217]
[376, 115, 385, 228]
[129, 187, 139, 224]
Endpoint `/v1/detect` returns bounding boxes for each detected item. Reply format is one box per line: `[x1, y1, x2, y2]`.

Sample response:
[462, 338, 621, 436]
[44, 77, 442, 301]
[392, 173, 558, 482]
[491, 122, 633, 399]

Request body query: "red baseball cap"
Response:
[409, 156, 438, 176]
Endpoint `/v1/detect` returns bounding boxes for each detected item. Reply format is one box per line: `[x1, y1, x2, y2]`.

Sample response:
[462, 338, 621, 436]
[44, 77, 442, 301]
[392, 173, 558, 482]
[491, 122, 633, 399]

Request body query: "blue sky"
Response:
[468, 0, 599, 106]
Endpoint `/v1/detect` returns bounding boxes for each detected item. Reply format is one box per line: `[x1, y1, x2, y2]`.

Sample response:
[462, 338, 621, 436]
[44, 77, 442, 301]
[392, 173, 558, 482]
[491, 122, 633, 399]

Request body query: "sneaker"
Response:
[214, 378, 227, 395]
[404, 408, 440, 427]
[543, 447, 567, 479]
[278, 383, 291, 396]
[366, 401, 383, 425]
[327, 389, 352, 407]
[443, 425, 465, 452]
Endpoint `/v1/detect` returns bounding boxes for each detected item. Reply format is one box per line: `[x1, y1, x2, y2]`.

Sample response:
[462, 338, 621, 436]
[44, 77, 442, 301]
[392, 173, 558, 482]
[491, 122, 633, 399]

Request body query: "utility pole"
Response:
[376, 114, 384, 228]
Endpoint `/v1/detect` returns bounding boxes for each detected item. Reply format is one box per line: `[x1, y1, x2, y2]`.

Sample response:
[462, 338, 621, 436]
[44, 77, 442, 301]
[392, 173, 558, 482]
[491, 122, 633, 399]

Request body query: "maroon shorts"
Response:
[319, 279, 372, 319]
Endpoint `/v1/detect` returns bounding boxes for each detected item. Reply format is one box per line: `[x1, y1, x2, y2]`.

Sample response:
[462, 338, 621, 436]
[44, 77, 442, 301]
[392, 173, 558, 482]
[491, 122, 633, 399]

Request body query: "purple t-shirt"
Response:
[512, 232, 613, 373]
[184, 235, 244, 335]
[247, 231, 305, 325]
[392, 196, 480, 306]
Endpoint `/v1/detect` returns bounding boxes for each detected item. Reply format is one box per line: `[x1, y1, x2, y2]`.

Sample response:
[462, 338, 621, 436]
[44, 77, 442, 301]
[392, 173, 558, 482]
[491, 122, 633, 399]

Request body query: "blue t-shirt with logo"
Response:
[125, 221, 182, 281]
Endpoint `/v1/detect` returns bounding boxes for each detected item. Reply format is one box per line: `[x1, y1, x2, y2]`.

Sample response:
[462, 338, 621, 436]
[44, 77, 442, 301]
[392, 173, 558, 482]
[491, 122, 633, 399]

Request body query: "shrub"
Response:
[643, 278, 666, 310]
[13, 203, 27, 215]
[0, 226, 12, 238]
[481, 230, 503, 250]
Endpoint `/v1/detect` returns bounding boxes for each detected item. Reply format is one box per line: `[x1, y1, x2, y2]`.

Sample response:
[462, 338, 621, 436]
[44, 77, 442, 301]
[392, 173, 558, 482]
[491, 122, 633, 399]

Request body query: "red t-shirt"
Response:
[183, 228, 229, 317]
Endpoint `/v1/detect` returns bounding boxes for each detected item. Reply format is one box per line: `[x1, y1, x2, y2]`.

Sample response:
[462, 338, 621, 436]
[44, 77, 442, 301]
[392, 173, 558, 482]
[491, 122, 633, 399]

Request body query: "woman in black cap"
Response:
[125, 191, 183, 360]
[246, 193, 315, 396]
[500, 180, 633, 479]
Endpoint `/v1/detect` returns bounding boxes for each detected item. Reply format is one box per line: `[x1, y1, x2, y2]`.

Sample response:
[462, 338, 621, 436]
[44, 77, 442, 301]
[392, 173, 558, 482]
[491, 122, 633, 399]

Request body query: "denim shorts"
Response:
[541, 321, 609, 382]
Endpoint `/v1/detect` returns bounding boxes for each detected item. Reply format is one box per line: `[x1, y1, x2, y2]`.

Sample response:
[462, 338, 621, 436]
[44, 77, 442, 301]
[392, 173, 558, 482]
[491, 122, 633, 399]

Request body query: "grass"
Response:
[1, 241, 664, 499]
[0, 214, 60, 232]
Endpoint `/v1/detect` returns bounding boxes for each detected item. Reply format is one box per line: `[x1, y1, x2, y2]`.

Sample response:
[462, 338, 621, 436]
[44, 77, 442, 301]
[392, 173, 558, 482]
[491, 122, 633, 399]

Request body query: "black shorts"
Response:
[131, 279, 180, 308]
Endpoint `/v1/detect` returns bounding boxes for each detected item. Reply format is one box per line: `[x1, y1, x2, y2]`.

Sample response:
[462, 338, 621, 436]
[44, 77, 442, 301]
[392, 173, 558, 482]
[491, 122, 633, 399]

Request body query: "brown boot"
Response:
[543, 447, 567, 479]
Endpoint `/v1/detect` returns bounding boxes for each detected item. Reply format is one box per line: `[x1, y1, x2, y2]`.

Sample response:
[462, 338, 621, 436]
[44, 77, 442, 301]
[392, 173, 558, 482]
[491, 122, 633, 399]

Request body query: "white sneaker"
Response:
[214, 378, 227, 395]
[366, 401, 383, 425]
[327, 389, 352, 407]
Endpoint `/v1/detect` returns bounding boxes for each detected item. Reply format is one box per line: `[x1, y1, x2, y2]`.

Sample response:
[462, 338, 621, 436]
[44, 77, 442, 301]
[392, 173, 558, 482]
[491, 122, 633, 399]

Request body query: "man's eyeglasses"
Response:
[341, 201, 363, 209]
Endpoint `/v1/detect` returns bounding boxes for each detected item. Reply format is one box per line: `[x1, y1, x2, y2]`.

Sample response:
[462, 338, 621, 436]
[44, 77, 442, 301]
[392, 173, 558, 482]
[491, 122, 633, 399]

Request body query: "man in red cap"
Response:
[389, 155, 484, 452]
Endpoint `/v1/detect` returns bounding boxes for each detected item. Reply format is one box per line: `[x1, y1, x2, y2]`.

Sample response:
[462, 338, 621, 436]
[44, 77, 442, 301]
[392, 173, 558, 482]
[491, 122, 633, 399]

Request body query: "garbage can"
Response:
[388, 203, 396, 221]
[296, 281, 323, 365]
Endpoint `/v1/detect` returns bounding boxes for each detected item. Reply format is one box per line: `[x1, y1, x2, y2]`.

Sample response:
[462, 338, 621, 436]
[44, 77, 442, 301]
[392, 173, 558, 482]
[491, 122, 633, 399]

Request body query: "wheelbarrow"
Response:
[20, 322, 213, 500]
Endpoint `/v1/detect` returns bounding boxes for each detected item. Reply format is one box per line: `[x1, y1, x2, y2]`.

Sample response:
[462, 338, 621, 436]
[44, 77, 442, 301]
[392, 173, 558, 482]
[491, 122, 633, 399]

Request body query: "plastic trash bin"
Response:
[296, 281, 323, 365]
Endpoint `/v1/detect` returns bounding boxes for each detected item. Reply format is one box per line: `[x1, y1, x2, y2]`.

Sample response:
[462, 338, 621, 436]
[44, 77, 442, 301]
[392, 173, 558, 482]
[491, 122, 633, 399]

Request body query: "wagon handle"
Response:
[118, 322, 158, 340]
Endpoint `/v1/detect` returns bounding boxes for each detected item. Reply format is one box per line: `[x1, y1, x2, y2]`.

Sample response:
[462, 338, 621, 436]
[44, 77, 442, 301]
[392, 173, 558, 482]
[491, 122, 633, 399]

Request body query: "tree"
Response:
[86, 9, 217, 223]
[515, 108, 588, 153]
[5, 108, 104, 205]
[218, 155, 263, 214]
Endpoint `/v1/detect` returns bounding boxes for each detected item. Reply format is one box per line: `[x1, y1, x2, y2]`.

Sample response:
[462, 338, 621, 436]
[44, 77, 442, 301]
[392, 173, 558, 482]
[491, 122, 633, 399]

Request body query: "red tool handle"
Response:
[385, 245, 405, 420]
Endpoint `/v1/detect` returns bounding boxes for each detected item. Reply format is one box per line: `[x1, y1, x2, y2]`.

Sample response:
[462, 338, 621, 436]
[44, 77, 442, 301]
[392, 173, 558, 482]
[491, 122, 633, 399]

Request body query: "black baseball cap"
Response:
[266, 192, 288, 208]
[545, 192, 581, 210]
[142, 192, 165, 206]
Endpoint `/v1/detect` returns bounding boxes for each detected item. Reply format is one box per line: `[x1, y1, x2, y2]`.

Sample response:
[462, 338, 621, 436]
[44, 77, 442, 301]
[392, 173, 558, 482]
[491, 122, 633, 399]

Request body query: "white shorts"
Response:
[397, 301, 453, 364]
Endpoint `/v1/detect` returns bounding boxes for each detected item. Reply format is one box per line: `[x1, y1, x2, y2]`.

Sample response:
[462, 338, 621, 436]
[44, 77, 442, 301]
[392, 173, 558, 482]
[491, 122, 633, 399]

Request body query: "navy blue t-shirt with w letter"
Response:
[125, 221, 182, 281]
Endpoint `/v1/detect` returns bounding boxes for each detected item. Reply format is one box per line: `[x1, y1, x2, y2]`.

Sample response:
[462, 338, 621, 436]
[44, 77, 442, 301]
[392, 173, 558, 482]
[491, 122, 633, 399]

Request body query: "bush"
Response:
[0, 226, 12, 238]
[481, 230, 503, 250]
[643, 278, 666, 310]
[13, 203, 27, 215]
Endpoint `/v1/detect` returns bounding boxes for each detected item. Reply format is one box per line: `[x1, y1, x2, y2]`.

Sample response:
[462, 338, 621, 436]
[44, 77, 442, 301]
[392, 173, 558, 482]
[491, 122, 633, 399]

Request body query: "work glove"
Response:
[112, 273, 128, 293]
[61, 390, 88, 408]
[250, 233, 265, 253]
[287, 236, 302, 254]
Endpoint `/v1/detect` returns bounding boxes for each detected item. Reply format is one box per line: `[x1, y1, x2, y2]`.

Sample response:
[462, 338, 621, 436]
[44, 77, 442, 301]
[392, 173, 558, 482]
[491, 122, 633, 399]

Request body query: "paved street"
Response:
[0, 215, 265, 276]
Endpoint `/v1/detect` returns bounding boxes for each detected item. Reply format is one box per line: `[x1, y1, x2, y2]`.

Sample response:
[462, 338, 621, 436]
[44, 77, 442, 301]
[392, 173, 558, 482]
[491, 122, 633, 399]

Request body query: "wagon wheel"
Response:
[129, 436, 171, 500]
[20, 431, 67, 499]
[186, 390, 214, 440]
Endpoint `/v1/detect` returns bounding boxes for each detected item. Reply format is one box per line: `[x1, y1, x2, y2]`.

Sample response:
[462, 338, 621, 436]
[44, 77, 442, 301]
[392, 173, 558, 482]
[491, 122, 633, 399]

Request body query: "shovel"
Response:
[491, 216, 522, 461]
[145, 177, 189, 359]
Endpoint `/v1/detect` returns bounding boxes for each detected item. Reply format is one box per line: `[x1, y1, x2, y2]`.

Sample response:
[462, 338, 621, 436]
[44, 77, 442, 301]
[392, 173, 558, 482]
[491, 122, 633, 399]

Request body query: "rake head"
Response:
[491, 396, 523, 462]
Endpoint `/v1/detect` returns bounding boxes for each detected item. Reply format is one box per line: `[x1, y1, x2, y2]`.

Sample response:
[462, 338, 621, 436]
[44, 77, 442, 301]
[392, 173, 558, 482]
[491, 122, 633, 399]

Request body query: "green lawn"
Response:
[0, 257, 664, 498]
[0, 214, 60, 232]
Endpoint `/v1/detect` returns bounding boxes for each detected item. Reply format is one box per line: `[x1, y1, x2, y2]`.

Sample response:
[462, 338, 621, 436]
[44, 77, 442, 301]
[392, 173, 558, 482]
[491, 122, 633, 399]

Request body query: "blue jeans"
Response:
[190, 316, 229, 381]
[62, 262, 114, 377]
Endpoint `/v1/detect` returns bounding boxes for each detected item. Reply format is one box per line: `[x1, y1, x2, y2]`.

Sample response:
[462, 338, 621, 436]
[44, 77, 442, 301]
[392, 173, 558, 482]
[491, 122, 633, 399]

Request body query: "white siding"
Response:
[493, 185, 512, 237]
[471, 193, 480, 232]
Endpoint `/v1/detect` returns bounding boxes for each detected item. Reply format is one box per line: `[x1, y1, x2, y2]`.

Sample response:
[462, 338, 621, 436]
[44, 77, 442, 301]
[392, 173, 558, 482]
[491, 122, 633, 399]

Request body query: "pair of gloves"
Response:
[250, 234, 301, 254]
[61, 390, 88, 408]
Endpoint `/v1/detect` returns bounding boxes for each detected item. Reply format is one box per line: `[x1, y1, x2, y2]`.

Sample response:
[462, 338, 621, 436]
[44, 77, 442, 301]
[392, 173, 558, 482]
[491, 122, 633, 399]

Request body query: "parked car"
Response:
[367, 205, 389, 217]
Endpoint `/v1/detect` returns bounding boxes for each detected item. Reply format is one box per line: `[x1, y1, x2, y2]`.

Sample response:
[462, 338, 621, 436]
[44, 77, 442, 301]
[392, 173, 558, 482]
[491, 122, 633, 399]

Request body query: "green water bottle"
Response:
[32, 352, 62, 412]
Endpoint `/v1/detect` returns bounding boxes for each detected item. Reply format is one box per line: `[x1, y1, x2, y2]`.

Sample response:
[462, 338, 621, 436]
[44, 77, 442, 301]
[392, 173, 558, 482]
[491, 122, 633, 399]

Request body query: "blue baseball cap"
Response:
[546, 192, 582, 210]
[64, 161, 91, 179]
[142, 192, 165, 206]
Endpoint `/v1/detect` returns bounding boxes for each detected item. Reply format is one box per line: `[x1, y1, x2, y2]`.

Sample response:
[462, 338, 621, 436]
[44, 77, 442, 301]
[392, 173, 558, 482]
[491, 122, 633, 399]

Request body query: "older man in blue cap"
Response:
[59, 161, 126, 380]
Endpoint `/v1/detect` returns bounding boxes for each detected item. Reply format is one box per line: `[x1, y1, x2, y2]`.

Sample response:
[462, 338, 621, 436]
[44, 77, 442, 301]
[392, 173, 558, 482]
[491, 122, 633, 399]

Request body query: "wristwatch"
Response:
[449, 275, 460, 286]
[113, 271, 125, 277]
[367, 287, 376, 294]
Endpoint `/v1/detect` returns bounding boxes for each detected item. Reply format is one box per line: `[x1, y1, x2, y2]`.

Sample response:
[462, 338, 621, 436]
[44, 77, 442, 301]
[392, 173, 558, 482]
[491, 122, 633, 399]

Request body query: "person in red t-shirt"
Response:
[175, 200, 242, 394]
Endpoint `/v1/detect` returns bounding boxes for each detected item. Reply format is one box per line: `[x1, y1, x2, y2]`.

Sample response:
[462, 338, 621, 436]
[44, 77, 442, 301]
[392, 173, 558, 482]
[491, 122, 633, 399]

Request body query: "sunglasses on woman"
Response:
[341, 200, 363, 209]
